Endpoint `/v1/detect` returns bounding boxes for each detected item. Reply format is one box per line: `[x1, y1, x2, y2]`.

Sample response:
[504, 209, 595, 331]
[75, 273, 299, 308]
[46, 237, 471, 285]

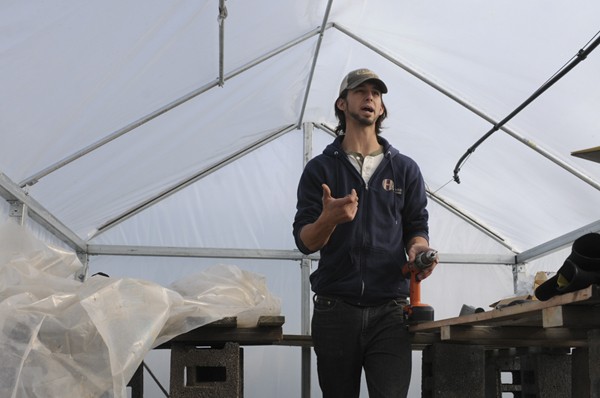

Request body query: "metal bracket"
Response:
[75, 252, 89, 282]
[512, 263, 526, 294]
[8, 200, 27, 225]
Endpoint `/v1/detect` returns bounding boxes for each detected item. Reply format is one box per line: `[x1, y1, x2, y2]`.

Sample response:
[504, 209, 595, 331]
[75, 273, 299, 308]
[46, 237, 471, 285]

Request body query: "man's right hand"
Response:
[299, 184, 359, 252]
[321, 184, 359, 225]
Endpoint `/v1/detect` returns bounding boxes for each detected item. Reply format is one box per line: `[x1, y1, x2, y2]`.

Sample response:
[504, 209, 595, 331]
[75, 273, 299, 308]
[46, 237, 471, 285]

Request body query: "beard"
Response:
[348, 110, 377, 127]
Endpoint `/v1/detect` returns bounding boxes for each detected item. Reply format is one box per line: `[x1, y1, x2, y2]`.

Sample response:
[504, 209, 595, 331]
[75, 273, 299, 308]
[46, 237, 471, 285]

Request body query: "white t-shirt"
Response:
[346, 148, 384, 184]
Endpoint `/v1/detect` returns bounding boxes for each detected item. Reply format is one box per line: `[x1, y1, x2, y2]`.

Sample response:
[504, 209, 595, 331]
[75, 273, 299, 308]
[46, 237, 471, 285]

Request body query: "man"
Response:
[292, 68, 437, 397]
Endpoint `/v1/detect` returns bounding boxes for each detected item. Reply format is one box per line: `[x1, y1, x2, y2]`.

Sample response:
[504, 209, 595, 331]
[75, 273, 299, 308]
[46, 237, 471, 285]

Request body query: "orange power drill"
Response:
[403, 250, 438, 323]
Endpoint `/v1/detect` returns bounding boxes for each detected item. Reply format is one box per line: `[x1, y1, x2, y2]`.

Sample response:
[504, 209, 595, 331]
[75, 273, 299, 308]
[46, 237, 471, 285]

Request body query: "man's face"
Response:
[337, 82, 385, 127]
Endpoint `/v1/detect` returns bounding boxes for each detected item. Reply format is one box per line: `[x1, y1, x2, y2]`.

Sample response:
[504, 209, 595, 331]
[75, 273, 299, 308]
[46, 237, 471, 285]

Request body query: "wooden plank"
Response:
[206, 316, 285, 328]
[207, 317, 238, 327]
[410, 285, 599, 333]
[278, 334, 313, 347]
[156, 315, 285, 348]
[277, 333, 442, 350]
[257, 315, 285, 327]
[162, 326, 283, 346]
[543, 306, 564, 328]
[411, 332, 441, 349]
[543, 306, 600, 328]
[439, 325, 589, 347]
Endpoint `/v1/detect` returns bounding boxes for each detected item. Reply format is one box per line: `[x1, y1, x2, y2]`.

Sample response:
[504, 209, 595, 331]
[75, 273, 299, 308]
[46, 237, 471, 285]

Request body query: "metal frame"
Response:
[0, 173, 86, 253]
[517, 219, 600, 263]
[86, 243, 514, 265]
[87, 244, 317, 260]
[2, 7, 599, 397]
[218, 0, 227, 87]
[6, 0, 597, 265]
[427, 191, 517, 253]
[19, 27, 325, 189]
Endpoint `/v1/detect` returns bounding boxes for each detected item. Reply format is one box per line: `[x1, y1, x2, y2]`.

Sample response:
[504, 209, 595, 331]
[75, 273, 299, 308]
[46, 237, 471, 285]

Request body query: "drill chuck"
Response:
[414, 249, 438, 270]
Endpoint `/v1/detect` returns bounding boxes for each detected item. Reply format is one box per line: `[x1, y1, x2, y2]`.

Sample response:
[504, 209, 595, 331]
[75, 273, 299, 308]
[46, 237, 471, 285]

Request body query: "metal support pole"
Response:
[301, 257, 312, 398]
[217, 0, 227, 87]
[301, 122, 313, 398]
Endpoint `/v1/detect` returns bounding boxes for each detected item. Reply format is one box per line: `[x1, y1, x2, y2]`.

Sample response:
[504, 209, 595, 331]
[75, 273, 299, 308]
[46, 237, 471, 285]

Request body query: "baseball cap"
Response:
[339, 68, 388, 96]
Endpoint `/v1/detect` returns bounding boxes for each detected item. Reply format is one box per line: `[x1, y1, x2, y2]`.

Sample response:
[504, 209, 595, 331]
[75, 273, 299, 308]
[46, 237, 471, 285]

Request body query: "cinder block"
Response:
[573, 329, 600, 398]
[521, 351, 571, 397]
[170, 342, 243, 398]
[486, 347, 571, 398]
[589, 329, 600, 397]
[485, 349, 522, 397]
[422, 343, 485, 398]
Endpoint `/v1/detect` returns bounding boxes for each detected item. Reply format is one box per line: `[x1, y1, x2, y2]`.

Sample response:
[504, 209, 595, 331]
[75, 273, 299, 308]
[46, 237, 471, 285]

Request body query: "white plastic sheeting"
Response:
[1, 1, 599, 250]
[0, 221, 280, 398]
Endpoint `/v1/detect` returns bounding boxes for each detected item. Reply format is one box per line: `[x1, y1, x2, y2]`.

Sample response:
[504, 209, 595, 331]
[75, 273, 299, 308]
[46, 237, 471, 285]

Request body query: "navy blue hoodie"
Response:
[293, 135, 429, 305]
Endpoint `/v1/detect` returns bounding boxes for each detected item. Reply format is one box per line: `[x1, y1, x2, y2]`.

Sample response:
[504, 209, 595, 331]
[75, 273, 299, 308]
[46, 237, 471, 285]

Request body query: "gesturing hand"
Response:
[321, 184, 359, 225]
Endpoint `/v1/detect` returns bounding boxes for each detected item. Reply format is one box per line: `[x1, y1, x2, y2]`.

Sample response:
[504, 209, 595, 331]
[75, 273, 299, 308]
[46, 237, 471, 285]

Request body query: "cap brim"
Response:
[346, 77, 388, 94]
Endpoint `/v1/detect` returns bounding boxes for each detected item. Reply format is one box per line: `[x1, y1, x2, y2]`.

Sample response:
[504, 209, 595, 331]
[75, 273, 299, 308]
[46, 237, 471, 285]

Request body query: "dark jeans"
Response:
[311, 295, 411, 398]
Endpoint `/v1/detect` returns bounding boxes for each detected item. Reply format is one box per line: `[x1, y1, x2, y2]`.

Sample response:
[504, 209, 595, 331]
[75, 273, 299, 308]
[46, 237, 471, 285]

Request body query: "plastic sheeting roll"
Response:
[0, 220, 281, 398]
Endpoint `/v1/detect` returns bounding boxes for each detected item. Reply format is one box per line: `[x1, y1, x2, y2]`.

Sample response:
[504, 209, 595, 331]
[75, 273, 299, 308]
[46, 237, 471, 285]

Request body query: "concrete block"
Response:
[485, 347, 571, 398]
[573, 329, 600, 398]
[422, 343, 485, 398]
[485, 349, 522, 397]
[170, 342, 243, 398]
[521, 351, 571, 397]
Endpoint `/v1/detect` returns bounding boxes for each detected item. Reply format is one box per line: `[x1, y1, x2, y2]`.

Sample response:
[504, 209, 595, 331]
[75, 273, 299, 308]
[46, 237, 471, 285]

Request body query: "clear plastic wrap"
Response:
[0, 220, 281, 397]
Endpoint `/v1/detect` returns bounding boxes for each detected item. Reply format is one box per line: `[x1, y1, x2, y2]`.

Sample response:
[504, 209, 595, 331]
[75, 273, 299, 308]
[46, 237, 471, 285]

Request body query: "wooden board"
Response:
[409, 285, 600, 348]
[157, 315, 285, 348]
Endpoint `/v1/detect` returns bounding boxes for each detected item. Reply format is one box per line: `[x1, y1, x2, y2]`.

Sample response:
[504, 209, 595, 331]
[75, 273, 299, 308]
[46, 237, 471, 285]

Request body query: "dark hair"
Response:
[334, 89, 387, 136]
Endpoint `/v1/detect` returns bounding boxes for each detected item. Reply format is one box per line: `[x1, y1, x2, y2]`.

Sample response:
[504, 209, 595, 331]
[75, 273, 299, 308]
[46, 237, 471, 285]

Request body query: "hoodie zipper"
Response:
[359, 152, 393, 301]
[359, 176, 371, 300]
[338, 152, 368, 300]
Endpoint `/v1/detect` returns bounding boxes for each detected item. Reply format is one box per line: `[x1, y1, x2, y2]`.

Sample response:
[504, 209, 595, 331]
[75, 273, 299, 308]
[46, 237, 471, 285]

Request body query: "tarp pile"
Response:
[0, 221, 280, 397]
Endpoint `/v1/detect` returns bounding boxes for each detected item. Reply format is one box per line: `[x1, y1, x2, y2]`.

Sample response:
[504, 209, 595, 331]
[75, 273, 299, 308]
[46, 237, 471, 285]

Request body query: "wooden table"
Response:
[409, 285, 600, 397]
[410, 285, 600, 348]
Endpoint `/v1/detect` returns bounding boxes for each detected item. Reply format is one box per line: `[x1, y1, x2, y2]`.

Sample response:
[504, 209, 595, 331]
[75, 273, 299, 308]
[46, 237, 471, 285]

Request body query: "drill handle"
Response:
[409, 270, 422, 304]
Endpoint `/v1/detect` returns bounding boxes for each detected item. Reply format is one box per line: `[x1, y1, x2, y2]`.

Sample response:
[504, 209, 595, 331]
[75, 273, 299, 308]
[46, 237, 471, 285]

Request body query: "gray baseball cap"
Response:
[339, 68, 388, 96]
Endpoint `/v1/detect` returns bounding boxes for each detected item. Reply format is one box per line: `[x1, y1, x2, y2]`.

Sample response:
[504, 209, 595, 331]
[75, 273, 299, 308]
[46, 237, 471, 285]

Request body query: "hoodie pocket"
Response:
[361, 245, 407, 298]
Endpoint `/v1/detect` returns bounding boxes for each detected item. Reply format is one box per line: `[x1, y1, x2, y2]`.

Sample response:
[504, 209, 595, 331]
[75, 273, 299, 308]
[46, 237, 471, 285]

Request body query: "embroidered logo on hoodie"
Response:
[382, 179, 394, 191]
[382, 179, 403, 195]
